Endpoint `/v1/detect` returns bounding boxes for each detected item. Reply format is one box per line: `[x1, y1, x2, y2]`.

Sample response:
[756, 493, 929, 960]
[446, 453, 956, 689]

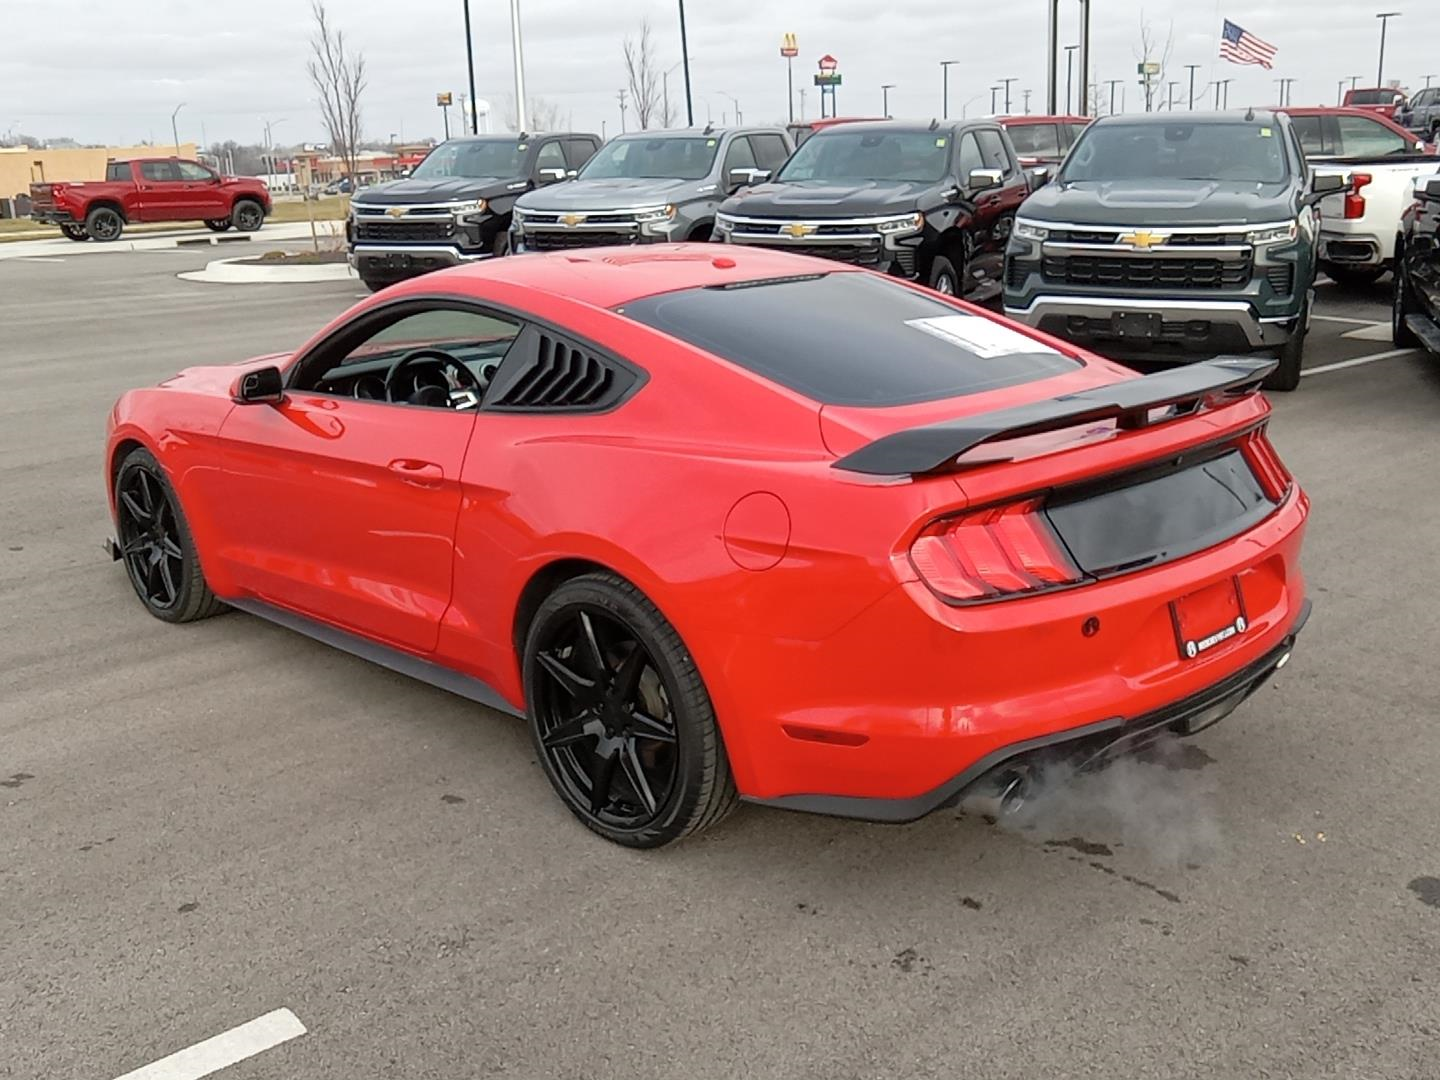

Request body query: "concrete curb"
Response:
[178, 255, 357, 284]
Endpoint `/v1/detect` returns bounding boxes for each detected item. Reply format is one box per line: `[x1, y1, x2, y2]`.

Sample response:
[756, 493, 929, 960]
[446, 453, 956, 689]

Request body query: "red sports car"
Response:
[105, 245, 1311, 847]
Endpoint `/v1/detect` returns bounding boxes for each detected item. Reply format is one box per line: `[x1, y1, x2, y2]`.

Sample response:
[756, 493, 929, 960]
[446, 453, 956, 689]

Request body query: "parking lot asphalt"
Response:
[3, 247, 1439, 1079]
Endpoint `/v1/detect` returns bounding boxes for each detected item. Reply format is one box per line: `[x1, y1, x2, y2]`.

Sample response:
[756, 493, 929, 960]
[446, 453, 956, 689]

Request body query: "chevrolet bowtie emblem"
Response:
[386, 206, 406, 218]
[1118, 230, 1164, 249]
[560, 213, 586, 227]
[783, 222, 817, 238]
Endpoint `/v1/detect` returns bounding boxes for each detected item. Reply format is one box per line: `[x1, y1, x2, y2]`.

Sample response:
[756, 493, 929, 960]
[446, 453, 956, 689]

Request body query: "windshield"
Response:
[1348, 89, 1403, 105]
[1061, 122, 1289, 184]
[580, 136, 720, 180]
[410, 139, 525, 179]
[777, 131, 951, 183]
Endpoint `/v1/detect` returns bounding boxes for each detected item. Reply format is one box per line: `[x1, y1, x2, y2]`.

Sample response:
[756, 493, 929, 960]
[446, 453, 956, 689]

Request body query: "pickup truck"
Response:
[1393, 173, 1440, 352]
[1002, 110, 1345, 391]
[1283, 106, 1440, 286]
[1342, 87, 1407, 118]
[346, 132, 600, 291]
[29, 158, 271, 242]
[716, 119, 1030, 302]
[1395, 86, 1440, 140]
[511, 127, 793, 252]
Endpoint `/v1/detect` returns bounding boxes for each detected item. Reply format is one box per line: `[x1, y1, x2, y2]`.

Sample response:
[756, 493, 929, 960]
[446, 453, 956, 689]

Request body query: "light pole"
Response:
[663, 61, 683, 127]
[1337, 78, 1346, 106]
[509, 0, 528, 132]
[881, 83, 895, 118]
[262, 116, 287, 149]
[1065, 46, 1079, 113]
[1165, 81, 1177, 111]
[1185, 63, 1201, 110]
[989, 85, 1001, 114]
[1022, 88, 1032, 114]
[1106, 78, 1121, 114]
[1426, 74, 1439, 88]
[463, 0, 479, 133]
[940, 60, 959, 120]
[1214, 78, 1234, 109]
[961, 92, 985, 118]
[171, 102, 185, 155]
[1376, 12, 1401, 89]
[618, 89, 628, 133]
[678, 0, 694, 127]
[1276, 78, 1296, 107]
[717, 90, 741, 125]
[997, 76, 1017, 115]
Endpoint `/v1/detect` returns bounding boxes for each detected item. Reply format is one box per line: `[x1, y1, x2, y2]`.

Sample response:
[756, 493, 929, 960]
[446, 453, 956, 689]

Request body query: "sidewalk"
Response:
[0, 221, 335, 262]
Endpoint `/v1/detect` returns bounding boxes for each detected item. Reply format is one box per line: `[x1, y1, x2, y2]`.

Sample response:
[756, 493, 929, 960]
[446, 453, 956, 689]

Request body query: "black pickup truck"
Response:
[1002, 111, 1345, 390]
[1394, 173, 1440, 353]
[346, 132, 600, 291]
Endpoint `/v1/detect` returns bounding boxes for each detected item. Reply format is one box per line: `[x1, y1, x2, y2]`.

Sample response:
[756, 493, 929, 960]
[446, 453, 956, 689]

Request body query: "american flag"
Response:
[1220, 19, 1277, 69]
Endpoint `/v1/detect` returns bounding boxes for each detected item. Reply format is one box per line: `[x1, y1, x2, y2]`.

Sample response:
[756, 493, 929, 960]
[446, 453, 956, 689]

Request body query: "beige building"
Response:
[0, 144, 199, 198]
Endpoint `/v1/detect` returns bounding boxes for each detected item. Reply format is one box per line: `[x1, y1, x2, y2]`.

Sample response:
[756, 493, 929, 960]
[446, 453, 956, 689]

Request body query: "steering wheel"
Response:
[384, 348, 484, 409]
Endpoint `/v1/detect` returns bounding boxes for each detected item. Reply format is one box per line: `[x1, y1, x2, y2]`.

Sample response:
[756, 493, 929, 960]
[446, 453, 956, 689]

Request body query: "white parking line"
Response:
[14, 256, 66, 264]
[1311, 314, 1382, 326]
[1339, 322, 1393, 342]
[110, 1009, 306, 1080]
[1301, 348, 1417, 377]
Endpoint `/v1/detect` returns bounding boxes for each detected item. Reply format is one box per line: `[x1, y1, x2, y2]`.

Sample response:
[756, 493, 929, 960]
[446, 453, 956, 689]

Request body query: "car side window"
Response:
[1062, 122, 1088, 148]
[749, 133, 791, 173]
[1336, 115, 1409, 157]
[1288, 115, 1327, 156]
[176, 162, 214, 181]
[140, 161, 180, 182]
[563, 138, 598, 170]
[106, 161, 133, 182]
[535, 141, 568, 175]
[1006, 124, 1060, 158]
[956, 132, 984, 183]
[975, 129, 1015, 176]
[721, 136, 758, 181]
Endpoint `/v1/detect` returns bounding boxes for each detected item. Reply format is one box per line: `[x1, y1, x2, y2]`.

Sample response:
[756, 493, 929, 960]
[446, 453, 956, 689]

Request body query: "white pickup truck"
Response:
[1312, 156, 1440, 286]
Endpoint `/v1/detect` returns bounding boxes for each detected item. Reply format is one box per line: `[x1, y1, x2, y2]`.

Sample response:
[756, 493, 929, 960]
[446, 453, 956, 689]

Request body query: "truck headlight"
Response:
[452, 199, 489, 222]
[635, 205, 677, 223]
[1012, 219, 1050, 242]
[876, 212, 924, 235]
[1246, 221, 1297, 245]
[714, 214, 735, 234]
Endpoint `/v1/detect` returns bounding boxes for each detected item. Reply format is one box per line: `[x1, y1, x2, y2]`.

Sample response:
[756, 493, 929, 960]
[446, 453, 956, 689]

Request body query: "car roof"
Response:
[1090, 110, 1282, 127]
[999, 114, 1092, 125]
[807, 119, 997, 137]
[385, 244, 862, 310]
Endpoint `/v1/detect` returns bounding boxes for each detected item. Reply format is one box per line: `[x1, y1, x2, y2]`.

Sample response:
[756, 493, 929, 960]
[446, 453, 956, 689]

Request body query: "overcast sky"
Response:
[5, 0, 1437, 148]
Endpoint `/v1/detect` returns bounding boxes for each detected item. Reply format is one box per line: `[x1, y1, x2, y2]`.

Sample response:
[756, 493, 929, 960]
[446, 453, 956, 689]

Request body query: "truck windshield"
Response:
[1348, 89, 1402, 105]
[777, 131, 951, 184]
[411, 139, 524, 179]
[1061, 122, 1289, 184]
[580, 137, 719, 180]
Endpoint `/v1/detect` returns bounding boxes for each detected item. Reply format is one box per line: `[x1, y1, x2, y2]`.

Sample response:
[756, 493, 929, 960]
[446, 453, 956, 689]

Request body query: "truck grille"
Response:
[355, 220, 455, 243]
[1046, 228, 1249, 246]
[1041, 254, 1251, 289]
[527, 230, 637, 250]
[734, 241, 883, 266]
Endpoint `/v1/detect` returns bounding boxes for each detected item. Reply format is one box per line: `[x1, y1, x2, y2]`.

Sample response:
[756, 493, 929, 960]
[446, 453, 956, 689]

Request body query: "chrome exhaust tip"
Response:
[960, 766, 1033, 821]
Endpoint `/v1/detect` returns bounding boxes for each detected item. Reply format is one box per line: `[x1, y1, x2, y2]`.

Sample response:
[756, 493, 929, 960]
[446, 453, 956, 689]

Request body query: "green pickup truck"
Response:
[1002, 110, 1345, 390]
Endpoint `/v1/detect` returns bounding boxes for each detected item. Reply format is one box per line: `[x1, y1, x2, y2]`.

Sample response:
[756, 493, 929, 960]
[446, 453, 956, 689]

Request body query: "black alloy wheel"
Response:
[114, 447, 225, 623]
[86, 206, 124, 242]
[524, 574, 737, 847]
[232, 200, 264, 232]
[928, 254, 960, 295]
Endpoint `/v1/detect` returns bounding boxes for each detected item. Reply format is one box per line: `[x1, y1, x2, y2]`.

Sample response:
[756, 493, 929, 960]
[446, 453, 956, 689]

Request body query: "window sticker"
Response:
[904, 315, 1060, 358]
[1258, 127, 1272, 137]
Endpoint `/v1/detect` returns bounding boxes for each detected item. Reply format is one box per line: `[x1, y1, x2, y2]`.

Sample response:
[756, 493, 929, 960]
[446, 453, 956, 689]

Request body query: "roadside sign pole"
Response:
[788, 56, 794, 123]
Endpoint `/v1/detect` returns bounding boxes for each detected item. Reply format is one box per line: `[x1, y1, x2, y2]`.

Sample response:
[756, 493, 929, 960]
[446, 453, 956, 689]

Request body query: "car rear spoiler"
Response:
[832, 356, 1277, 476]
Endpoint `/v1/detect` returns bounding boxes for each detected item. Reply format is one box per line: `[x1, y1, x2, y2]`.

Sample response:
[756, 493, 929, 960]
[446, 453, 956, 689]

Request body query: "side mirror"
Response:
[1310, 172, 1346, 195]
[1028, 165, 1052, 187]
[728, 167, 770, 190]
[566, 169, 579, 179]
[233, 365, 285, 405]
[537, 167, 568, 184]
[968, 167, 1003, 192]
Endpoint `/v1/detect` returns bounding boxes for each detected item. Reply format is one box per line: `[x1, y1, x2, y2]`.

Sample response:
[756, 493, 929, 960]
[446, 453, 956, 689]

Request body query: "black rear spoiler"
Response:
[832, 356, 1277, 476]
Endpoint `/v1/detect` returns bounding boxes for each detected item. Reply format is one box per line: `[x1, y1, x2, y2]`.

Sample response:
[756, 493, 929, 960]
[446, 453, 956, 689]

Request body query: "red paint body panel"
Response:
[105, 245, 1311, 808]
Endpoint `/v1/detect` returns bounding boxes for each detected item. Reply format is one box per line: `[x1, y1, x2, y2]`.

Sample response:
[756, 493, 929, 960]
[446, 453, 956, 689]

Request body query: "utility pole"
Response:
[1214, 78, 1234, 109]
[618, 89, 628, 133]
[1165, 81, 1177, 111]
[881, 83, 895, 118]
[509, 0, 528, 132]
[997, 76, 1017, 115]
[1065, 45, 1079, 114]
[171, 102, 185, 155]
[1022, 88, 1032, 114]
[678, 0, 694, 127]
[1426, 74, 1438, 88]
[1046, 0, 1058, 113]
[1337, 78, 1346, 106]
[1106, 78, 1121, 115]
[941, 59, 959, 120]
[1376, 12, 1401, 88]
[463, 0, 479, 133]
[989, 85, 1001, 114]
[1077, 0, 1091, 115]
[1185, 63, 1201, 109]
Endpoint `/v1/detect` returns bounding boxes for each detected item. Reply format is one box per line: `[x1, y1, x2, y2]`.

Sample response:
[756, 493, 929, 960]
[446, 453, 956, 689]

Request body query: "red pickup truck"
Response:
[29, 157, 271, 242]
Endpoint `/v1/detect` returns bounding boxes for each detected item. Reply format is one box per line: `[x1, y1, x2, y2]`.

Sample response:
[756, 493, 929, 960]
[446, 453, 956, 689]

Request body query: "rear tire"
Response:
[204, 218, 233, 232]
[113, 447, 226, 624]
[1393, 251, 1420, 348]
[1264, 295, 1308, 392]
[523, 572, 738, 848]
[1322, 262, 1385, 288]
[927, 254, 961, 296]
[231, 199, 264, 232]
[85, 206, 124, 242]
[60, 224, 89, 241]
[491, 229, 510, 257]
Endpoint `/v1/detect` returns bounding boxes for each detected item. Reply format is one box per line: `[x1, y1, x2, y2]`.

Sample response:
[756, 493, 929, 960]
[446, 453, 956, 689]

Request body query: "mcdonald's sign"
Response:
[780, 32, 799, 58]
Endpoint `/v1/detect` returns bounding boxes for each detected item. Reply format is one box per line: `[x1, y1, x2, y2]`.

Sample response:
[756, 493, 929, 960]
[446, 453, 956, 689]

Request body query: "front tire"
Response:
[1393, 250, 1420, 348]
[85, 206, 124, 242]
[1264, 294, 1308, 392]
[927, 254, 961, 296]
[205, 218, 233, 232]
[523, 572, 738, 848]
[114, 447, 225, 623]
[231, 199, 265, 232]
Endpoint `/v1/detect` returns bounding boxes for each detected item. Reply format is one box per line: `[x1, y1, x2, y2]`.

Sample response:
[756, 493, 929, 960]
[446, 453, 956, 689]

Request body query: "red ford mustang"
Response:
[105, 244, 1310, 847]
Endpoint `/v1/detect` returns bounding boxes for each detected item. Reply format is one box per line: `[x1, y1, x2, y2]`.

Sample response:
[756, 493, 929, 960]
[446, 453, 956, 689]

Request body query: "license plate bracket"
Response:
[1171, 576, 1248, 660]
[1112, 311, 1163, 339]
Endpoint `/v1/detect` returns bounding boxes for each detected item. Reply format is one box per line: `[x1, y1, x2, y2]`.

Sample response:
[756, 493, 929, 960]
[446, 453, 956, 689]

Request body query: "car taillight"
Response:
[1242, 429, 1293, 501]
[909, 498, 1082, 601]
[1344, 172, 1372, 219]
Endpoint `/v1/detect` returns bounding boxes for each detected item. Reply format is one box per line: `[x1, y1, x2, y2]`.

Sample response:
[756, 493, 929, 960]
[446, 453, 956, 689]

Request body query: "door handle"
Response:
[387, 459, 445, 487]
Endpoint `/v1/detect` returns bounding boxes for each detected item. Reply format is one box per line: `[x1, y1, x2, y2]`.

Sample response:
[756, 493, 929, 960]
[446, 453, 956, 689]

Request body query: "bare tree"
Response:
[307, 0, 367, 180]
[1134, 13, 1175, 113]
[623, 18, 662, 130]
[504, 96, 565, 132]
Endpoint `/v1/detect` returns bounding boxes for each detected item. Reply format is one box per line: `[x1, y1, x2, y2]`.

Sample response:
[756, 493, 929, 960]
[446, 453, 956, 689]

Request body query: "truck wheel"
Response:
[231, 199, 265, 232]
[60, 224, 89, 242]
[204, 219, 233, 232]
[927, 255, 961, 296]
[1393, 253, 1420, 348]
[491, 230, 510, 257]
[85, 206, 124, 242]
[1322, 262, 1385, 288]
[1264, 297, 1308, 392]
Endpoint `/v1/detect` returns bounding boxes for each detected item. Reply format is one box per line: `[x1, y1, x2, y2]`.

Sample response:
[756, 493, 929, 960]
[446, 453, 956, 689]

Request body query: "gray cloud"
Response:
[4, 0, 1435, 146]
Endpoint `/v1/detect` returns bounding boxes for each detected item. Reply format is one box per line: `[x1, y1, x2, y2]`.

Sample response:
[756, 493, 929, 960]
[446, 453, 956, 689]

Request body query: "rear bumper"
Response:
[30, 209, 79, 225]
[746, 601, 1310, 823]
[1004, 294, 1297, 350]
[1319, 231, 1384, 268]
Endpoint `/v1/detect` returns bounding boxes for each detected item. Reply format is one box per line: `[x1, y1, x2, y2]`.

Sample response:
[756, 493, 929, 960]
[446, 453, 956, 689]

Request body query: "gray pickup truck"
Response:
[510, 126, 793, 251]
[1396, 87, 1440, 140]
